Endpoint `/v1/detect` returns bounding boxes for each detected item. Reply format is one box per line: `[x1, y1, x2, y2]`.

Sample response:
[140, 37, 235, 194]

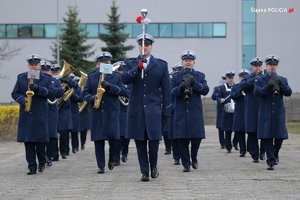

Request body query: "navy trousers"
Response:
[46, 137, 57, 160]
[80, 130, 87, 147]
[71, 131, 79, 150]
[225, 131, 233, 151]
[135, 139, 159, 174]
[262, 138, 283, 166]
[177, 138, 201, 168]
[236, 131, 246, 155]
[116, 136, 130, 162]
[94, 140, 117, 169]
[247, 132, 259, 160]
[163, 134, 172, 153]
[59, 131, 70, 156]
[172, 139, 180, 161]
[218, 128, 225, 147]
[25, 142, 47, 171]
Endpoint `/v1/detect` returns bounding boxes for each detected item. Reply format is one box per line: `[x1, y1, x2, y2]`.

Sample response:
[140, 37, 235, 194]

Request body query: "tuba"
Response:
[57, 60, 75, 107]
[24, 78, 34, 112]
[93, 72, 106, 109]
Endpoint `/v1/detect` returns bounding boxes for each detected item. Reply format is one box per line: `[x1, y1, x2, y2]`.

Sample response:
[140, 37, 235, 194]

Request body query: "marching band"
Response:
[11, 35, 292, 178]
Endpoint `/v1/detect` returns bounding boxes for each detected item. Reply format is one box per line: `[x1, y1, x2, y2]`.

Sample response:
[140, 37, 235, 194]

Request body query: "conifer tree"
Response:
[51, 5, 94, 73]
[99, 0, 133, 63]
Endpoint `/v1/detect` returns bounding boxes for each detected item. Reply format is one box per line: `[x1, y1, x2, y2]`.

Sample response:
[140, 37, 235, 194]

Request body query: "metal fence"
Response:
[203, 92, 300, 125]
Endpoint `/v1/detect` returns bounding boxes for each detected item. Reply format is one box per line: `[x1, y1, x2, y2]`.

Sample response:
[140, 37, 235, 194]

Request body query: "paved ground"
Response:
[0, 125, 299, 200]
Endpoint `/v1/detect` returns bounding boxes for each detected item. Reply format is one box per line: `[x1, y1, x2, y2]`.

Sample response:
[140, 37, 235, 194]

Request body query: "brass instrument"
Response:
[119, 96, 129, 106]
[77, 71, 89, 113]
[25, 78, 34, 112]
[57, 60, 75, 107]
[94, 73, 106, 109]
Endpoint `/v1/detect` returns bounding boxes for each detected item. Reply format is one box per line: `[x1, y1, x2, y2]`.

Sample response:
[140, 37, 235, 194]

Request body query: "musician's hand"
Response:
[66, 77, 77, 88]
[29, 83, 39, 91]
[101, 80, 111, 90]
[220, 98, 225, 103]
[179, 82, 187, 91]
[183, 73, 195, 87]
[138, 58, 147, 71]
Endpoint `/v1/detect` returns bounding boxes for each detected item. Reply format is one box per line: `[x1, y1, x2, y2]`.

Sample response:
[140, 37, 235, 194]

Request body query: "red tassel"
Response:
[138, 61, 144, 70]
[136, 16, 143, 24]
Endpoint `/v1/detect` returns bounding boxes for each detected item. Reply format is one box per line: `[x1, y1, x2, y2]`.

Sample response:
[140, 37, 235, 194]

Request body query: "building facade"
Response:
[0, 0, 299, 102]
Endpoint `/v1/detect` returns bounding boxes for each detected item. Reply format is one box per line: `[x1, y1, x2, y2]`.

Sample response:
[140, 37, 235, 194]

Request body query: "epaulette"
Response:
[196, 71, 205, 79]
[156, 58, 168, 65]
[17, 72, 27, 78]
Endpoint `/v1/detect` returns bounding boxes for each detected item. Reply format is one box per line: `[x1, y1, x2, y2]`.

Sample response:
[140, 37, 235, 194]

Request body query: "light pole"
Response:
[56, 0, 60, 64]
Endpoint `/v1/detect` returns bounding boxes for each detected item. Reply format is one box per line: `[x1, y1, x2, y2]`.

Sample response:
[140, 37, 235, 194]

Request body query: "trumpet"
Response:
[25, 78, 34, 112]
[57, 60, 75, 107]
[119, 96, 129, 106]
[94, 73, 106, 109]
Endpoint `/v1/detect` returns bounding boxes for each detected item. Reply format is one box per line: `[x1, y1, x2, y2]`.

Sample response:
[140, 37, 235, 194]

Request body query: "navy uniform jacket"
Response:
[83, 71, 125, 141]
[240, 73, 262, 133]
[231, 83, 246, 132]
[58, 95, 73, 132]
[217, 83, 234, 132]
[48, 78, 64, 138]
[11, 71, 56, 143]
[254, 73, 292, 139]
[119, 85, 130, 137]
[70, 86, 82, 132]
[172, 69, 209, 139]
[79, 99, 91, 131]
[121, 55, 171, 141]
[211, 86, 223, 129]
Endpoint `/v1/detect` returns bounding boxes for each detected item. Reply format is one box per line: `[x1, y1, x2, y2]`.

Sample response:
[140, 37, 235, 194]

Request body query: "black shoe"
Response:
[46, 160, 52, 167]
[253, 159, 259, 163]
[275, 157, 279, 165]
[115, 160, 120, 166]
[81, 146, 85, 150]
[267, 164, 274, 170]
[239, 153, 246, 157]
[66, 152, 70, 156]
[192, 162, 198, 169]
[183, 166, 190, 172]
[227, 149, 231, 153]
[221, 145, 225, 149]
[164, 150, 171, 155]
[72, 148, 76, 154]
[234, 145, 239, 151]
[121, 154, 127, 163]
[27, 169, 37, 175]
[108, 162, 115, 170]
[38, 165, 45, 172]
[141, 173, 150, 182]
[97, 168, 105, 174]
[75, 147, 79, 152]
[52, 157, 59, 161]
[151, 166, 159, 178]
[174, 159, 180, 165]
[61, 154, 67, 159]
[260, 153, 265, 160]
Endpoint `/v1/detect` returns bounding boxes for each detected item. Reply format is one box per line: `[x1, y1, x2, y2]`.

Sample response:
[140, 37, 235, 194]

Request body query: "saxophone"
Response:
[25, 78, 34, 112]
[93, 73, 106, 109]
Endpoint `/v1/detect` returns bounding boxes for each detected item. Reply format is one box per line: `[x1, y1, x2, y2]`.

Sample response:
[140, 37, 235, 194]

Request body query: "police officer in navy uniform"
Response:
[112, 61, 131, 165]
[240, 57, 265, 162]
[11, 54, 57, 175]
[41, 61, 64, 166]
[172, 50, 209, 172]
[254, 55, 292, 170]
[231, 69, 249, 157]
[83, 52, 125, 174]
[211, 75, 226, 149]
[50, 64, 63, 161]
[169, 64, 183, 165]
[217, 70, 235, 153]
[58, 70, 78, 159]
[121, 34, 171, 181]
[70, 75, 82, 153]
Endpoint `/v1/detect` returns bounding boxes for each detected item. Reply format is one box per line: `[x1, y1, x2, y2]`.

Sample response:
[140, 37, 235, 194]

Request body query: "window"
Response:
[132, 24, 141, 37]
[45, 24, 57, 38]
[146, 23, 159, 37]
[18, 24, 32, 38]
[159, 23, 172, 37]
[213, 23, 226, 37]
[186, 23, 198, 37]
[173, 23, 185, 37]
[32, 24, 44, 37]
[198, 23, 203, 37]
[123, 24, 132, 37]
[6, 24, 18, 38]
[243, 0, 256, 23]
[243, 45, 256, 68]
[86, 24, 99, 37]
[0, 25, 5, 38]
[243, 23, 255, 45]
[203, 23, 213, 37]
